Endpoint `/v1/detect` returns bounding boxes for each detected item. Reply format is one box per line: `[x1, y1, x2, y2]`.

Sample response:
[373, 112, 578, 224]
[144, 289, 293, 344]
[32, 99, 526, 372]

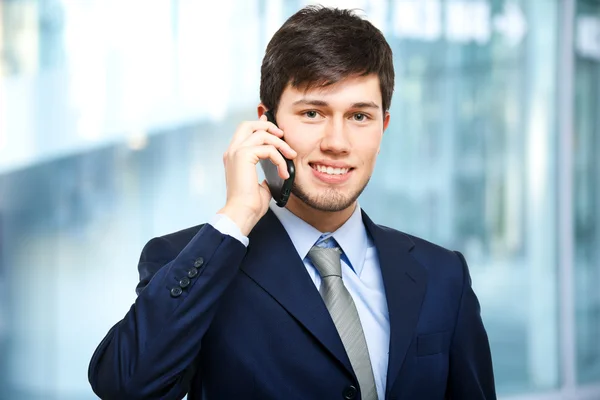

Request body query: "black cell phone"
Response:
[259, 110, 295, 207]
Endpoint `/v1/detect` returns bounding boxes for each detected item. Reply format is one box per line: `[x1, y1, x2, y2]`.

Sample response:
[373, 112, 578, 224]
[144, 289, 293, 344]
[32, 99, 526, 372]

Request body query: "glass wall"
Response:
[0, 0, 597, 399]
[574, 0, 600, 386]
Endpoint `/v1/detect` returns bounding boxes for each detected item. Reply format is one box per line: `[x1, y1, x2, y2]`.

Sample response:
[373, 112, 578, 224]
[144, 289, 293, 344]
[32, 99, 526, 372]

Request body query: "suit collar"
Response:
[241, 209, 355, 378]
[241, 208, 428, 395]
[361, 210, 428, 397]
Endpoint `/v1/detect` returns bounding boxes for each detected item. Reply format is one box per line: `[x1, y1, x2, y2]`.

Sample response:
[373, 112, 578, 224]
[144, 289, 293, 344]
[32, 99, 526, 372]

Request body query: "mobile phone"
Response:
[259, 110, 295, 207]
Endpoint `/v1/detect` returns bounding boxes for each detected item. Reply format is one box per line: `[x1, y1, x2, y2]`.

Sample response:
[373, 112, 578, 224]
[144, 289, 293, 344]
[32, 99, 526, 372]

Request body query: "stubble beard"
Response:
[291, 177, 371, 212]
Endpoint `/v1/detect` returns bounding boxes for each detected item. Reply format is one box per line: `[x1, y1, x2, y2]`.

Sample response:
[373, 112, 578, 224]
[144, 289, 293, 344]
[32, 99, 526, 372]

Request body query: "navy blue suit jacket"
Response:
[89, 209, 496, 399]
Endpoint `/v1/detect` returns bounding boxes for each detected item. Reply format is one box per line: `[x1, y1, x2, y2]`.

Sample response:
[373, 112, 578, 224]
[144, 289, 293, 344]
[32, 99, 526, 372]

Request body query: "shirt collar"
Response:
[269, 200, 369, 276]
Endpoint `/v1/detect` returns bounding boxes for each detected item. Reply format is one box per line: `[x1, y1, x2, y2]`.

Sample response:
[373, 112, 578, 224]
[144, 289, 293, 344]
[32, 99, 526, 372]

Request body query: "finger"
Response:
[243, 145, 290, 179]
[241, 130, 297, 159]
[230, 120, 284, 148]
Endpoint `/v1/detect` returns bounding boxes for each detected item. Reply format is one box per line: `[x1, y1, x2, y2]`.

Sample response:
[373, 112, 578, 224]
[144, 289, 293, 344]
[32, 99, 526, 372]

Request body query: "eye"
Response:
[305, 110, 318, 118]
[353, 113, 368, 122]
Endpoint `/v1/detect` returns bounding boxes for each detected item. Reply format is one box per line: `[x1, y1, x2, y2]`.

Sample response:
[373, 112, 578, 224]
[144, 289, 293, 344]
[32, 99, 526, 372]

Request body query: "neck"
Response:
[285, 196, 356, 233]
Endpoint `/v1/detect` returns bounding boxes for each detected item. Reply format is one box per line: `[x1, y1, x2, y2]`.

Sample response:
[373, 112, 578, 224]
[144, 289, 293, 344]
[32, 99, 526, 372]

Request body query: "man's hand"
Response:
[218, 114, 297, 236]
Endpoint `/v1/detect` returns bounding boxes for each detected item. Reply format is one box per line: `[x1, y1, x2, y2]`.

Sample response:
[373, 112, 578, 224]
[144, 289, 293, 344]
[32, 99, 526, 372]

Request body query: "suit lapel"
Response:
[240, 209, 355, 379]
[362, 210, 428, 396]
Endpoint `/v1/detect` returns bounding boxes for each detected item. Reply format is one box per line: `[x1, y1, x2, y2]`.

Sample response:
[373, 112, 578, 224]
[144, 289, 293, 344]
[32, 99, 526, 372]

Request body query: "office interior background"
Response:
[0, 0, 598, 399]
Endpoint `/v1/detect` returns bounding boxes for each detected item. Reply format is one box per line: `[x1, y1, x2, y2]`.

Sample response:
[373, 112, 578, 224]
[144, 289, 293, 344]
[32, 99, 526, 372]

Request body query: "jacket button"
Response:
[194, 257, 204, 268]
[342, 385, 357, 399]
[170, 287, 183, 297]
[187, 268, 199, 278]
[179, 277, 191, 288]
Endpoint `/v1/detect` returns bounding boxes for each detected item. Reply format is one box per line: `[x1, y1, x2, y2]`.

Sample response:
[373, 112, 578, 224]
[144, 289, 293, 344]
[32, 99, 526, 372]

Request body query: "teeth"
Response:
[314, 164, 349, 175]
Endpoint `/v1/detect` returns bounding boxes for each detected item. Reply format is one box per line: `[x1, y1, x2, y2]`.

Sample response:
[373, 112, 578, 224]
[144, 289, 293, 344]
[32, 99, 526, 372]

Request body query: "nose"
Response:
[320, 118, 350, 154]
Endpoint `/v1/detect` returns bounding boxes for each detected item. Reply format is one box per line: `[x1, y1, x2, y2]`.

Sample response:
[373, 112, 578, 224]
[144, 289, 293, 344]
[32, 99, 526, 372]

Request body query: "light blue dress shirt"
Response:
[210, 201, 390, 399]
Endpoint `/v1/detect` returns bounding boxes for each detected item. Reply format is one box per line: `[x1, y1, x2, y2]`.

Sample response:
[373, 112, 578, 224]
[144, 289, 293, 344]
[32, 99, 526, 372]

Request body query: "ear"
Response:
[378, 111, 391, 155]
[383, 111, 391, 132]
[257, 104, 268, 118]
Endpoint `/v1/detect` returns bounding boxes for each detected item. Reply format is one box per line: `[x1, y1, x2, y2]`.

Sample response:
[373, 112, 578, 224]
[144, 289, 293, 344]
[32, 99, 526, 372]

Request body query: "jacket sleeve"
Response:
[446, 251, 497, 399]
[88, 224, 247, 400]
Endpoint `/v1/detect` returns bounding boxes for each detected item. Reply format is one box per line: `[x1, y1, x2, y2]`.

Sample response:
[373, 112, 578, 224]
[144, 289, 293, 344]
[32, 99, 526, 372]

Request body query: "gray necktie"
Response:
[308, 245, 378, 400]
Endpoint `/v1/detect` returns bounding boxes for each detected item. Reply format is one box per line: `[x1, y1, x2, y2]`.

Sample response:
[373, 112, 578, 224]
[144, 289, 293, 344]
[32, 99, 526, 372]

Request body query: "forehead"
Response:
[280, 74, 382, 107]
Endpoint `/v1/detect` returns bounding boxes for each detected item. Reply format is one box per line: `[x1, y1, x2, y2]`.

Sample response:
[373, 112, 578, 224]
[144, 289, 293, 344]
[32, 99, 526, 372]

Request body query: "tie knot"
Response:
[307, 245, 342, 278]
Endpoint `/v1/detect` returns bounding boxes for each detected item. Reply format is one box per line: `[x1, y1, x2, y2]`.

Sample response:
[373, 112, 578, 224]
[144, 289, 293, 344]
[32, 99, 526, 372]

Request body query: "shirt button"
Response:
[194, 257, 204, 268]
[179, 277, 191, 288]
[187, 268, 199, 278]
[342, 385, 357, 400]
[170, 287, 183, 298]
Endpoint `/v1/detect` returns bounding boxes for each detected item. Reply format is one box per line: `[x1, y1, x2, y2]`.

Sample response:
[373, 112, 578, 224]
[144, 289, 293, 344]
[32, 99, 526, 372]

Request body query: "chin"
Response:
[291, 184, 366, 213]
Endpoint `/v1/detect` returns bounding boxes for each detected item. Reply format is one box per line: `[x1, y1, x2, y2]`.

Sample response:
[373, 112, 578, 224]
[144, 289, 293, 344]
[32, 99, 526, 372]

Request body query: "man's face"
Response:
[272, 74, 390, 212]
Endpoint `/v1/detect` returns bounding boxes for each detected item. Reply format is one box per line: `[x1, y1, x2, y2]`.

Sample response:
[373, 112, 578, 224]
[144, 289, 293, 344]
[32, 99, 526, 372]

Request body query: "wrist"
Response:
[217, 204, 259, 236]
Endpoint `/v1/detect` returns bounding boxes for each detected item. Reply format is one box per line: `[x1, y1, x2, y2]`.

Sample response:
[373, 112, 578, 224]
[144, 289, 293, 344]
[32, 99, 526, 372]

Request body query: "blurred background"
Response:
[0, 0, 598, 399]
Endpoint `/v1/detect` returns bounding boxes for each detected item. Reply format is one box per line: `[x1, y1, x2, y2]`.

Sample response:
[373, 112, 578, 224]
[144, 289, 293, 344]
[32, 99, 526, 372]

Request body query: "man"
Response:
[89, 6, 496, 400]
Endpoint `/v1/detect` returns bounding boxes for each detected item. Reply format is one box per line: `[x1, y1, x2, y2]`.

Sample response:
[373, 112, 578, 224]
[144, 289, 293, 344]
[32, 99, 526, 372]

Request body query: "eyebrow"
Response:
[291, 99, 380, 110]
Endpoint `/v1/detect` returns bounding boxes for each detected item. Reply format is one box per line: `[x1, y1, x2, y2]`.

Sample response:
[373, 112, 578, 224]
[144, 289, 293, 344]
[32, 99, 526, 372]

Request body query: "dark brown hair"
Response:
[260, 6, 395, 114]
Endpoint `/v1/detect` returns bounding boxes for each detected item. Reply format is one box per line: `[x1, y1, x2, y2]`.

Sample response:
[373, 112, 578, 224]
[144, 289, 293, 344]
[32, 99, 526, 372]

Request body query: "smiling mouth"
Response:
[310, 163, 353, 176]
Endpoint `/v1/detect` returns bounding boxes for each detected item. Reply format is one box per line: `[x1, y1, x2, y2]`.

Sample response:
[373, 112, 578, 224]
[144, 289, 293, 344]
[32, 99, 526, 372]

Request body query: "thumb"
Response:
[260, 179, 271, 201]
[259, 179, 273, 208]
[259, 179, 271, 196]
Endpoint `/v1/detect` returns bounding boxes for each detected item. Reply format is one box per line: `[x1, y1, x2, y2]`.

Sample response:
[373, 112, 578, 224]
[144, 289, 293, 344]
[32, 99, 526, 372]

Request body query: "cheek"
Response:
[357, 138, 382, 164]
[286, 137, 315, 162]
